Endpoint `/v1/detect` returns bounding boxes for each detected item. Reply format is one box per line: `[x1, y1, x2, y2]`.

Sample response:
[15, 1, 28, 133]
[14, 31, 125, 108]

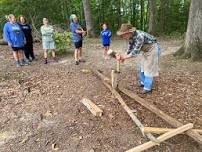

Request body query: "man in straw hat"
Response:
[116, 23, 161, 94]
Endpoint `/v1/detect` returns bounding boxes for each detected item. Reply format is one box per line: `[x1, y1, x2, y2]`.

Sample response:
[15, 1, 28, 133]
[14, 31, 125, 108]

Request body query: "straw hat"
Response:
[117, 23, 136, 36]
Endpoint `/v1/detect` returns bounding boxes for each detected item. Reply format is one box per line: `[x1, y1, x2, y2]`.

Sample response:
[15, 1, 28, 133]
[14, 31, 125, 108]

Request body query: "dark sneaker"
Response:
[44, 59, 48, 64]
[138, 82, 144, 87]
[75, 60, 79, 65]
[53, 57, 58, 62]
[79, 59, 86, 63]
[20, 60, 29, 66]
[141, 90, 152, 94]
[16, 61, 21, 68]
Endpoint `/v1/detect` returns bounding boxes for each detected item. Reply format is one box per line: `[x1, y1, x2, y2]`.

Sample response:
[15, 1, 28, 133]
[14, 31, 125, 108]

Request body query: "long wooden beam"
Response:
[119, 87, 202, 145]
[144, 127, 202, 135]
[126, 123, 193, 152]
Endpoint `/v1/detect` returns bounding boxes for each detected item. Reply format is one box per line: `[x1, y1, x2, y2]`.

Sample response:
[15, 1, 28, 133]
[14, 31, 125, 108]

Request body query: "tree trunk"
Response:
[159, 0, 168, 33]
[183, 0, 202, 60]
[148, 0, 157, 35]
[140, 0, 144, 30]
[82, 0, 95, 37]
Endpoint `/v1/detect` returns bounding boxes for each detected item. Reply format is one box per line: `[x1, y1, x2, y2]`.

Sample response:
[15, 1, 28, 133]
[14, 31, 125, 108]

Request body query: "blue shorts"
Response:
[74, 41, 83, 49]
[103, 44, 110, 47]
[42, 41, 55, 50]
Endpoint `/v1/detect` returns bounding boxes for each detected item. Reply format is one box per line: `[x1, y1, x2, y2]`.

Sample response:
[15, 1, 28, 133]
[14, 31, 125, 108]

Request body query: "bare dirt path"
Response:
[0, 38, 201, 152]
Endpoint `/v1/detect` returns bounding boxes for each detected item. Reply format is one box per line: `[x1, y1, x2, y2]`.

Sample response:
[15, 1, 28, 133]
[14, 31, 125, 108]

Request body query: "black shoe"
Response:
[75, 61, 79, 65]
[79, 59, 86, 63]
[44, 59, 48, 64]
[138, 83, 144, 87]
[141, 90, 152, 94]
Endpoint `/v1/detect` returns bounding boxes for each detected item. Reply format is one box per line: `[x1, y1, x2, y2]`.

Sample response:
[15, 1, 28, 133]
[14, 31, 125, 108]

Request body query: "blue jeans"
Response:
[140, 72, 153, 91]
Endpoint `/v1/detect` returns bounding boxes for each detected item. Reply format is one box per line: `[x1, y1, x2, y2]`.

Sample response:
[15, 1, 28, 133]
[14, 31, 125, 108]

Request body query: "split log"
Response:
[81, 98, 103, 117]
[93, 70, 158, 143]
[144, 127, 202, 135]
[126, 123, 193, 152]
[119, 87, 202, 145]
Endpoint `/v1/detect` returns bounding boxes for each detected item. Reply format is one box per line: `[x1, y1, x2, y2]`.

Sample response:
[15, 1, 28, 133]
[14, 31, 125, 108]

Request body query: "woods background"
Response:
[0, 0, 190, 36]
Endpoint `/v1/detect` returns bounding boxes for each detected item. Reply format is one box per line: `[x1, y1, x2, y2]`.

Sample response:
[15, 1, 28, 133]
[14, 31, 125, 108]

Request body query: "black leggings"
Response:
[24, 43, 35, 60]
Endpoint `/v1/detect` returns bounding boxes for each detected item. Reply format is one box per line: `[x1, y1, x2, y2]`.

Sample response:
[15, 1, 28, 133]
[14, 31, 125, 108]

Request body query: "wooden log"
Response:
[126, 123, 193, 152]
[93, 70, 158, 143]
[111, 70, 118, 89]
[144, 127, 202, 135]
[81, 98, 103, 117]
[119, 87, 202, 145]
[117, 60, 120, 73]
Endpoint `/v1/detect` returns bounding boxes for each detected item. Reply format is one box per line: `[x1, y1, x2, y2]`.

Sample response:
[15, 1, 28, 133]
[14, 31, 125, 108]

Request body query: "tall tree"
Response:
[176, 0, 202, 60]
[140, 0, 144, 30]
[148, 0, 157, 35]
[82, 0, 95, 37]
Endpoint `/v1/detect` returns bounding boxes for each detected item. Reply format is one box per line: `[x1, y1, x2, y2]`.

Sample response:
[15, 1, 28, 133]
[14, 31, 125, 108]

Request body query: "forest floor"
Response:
[0, 38, 202, 152]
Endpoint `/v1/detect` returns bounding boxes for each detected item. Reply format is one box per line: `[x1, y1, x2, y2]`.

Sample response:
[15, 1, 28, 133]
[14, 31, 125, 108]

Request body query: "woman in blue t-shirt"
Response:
[18, 15, 35, 62]
[3, 14, 29, 67]
[100, 23, 112, 59]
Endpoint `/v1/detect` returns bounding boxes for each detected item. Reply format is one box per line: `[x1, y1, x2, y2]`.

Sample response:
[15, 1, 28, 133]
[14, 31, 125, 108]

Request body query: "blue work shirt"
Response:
[101, 29, 112, 45]
[3, 22, 25, 47]
[70, 22, 82, 42]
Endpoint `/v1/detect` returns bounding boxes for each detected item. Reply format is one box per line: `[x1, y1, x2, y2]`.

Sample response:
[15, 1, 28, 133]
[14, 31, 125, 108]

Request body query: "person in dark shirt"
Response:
[18, 15, 35, 62]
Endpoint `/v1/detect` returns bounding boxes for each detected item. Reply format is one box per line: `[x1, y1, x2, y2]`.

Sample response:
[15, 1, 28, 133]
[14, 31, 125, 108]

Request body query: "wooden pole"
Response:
[117, 60, 120, 73]
[93, 70, 158, 143]
[119, 87, 202, 145]
[144, 127, 202, 135]
[111, 70, 118, 89]
[126, 123, 193, 152]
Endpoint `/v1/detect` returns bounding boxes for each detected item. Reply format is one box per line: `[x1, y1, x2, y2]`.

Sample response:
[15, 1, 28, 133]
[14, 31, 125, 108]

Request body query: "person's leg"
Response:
[78, 41, 85, 62]
[44, 49, 48, 64]
[24, 45, 30, 60]
[74, 47, 79, 65]
[19, 50, 29, 66]
[13, 51, 20, 67]
[51, 49, 57, 62]
[29, 43, 35, 60]
[143, 75, 153, 92]
[140, 72, 145, 86]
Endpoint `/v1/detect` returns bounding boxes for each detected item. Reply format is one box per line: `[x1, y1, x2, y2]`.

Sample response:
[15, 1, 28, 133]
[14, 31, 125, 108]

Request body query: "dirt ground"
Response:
[0, 38, 201, 152]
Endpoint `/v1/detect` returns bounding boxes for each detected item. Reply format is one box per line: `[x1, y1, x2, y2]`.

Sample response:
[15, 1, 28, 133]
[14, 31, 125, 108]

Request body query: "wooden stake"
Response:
[116, 60, 120, 73]
[111, 70, 118, 89]
[126, 123, 193, 152]
[144, 127, 202, 135]
[81, 98, 103, 117]
[119, 87, 202, 145]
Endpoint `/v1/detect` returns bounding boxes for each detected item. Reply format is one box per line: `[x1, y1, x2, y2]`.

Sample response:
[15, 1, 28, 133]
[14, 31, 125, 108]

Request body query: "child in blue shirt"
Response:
[100, 23, 112, 59]
[3, 14, 29, 67]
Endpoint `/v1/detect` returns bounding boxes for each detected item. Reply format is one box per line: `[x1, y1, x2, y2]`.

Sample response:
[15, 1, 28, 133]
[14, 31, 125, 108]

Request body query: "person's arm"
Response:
[108, 30, 112, 37]
[3, 24, 12, 46]
[117, 34, 144, 62]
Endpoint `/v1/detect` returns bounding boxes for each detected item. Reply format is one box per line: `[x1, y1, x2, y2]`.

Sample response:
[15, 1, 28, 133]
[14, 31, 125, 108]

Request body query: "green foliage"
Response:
[53, 32, 72, 50]
[0, 0, 191, 36]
